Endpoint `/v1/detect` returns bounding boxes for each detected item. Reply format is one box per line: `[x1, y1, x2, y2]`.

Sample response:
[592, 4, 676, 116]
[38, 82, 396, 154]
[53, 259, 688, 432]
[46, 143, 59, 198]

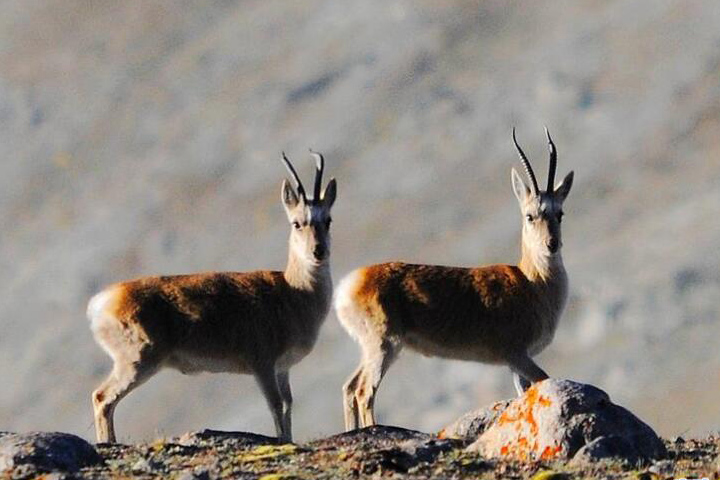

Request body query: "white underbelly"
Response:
[165, 351, 250, 375]
[404, 334, 504, 364]
[276, 344, 312, 371]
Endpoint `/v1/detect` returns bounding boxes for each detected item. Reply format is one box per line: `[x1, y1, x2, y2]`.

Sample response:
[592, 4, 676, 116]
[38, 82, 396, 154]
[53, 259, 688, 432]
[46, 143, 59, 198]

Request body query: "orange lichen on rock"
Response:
[541, 444, 563, 459]
[497, 384, 553, 437]
[498, 436, 532, 461]
[477, 383, 562, 461]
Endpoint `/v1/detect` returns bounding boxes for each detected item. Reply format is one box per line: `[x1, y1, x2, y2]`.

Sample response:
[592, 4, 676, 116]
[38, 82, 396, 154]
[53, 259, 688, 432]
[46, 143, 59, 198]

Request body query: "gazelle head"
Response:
[281, 150, 337, 264]
[511, 128, 574, 260]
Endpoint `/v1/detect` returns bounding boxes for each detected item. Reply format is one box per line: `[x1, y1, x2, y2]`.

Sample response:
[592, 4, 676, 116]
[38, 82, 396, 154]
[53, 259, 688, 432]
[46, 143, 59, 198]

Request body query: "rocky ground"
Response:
[2, 428, 720, 480]
[2, 380, 718, 479]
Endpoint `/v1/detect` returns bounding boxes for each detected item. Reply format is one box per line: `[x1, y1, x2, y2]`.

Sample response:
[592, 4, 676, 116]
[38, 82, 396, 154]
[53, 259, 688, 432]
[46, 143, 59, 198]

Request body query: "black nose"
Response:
[313, 245, 327, 260]
[548, 238, 560, 253]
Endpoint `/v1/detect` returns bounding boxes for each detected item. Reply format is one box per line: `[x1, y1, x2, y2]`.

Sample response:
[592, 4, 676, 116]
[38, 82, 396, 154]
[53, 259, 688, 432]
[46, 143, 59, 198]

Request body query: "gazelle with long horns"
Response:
[335, 129, 574, 430]
[88, 151, 337, 443]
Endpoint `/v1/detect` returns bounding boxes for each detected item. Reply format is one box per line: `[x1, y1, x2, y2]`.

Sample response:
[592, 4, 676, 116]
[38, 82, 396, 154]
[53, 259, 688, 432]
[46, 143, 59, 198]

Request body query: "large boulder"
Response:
[463, 379, 666, 463]
[0, 432, 102, 474]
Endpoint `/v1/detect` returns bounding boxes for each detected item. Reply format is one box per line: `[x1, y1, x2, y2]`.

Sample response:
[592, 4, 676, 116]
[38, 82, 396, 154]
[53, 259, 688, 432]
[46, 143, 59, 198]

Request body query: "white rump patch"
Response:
[334, 269, 366, 343]
[87, 289, 116, 323]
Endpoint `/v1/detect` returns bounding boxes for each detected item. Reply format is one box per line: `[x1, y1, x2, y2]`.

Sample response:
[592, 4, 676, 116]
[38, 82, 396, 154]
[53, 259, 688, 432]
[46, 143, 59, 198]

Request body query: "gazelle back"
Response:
[334, 129, 574, 431]
[88, 151, 337, 443]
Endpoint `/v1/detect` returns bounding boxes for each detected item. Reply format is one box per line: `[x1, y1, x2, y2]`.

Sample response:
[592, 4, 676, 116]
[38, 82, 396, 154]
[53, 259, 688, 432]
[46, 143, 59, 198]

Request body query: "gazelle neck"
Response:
[518, 240, 566, 284]
[284, 249, 332, 292]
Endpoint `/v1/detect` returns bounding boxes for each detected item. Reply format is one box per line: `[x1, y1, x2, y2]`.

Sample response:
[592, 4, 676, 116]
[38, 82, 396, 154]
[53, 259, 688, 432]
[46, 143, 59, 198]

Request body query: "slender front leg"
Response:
[276, 371, 292, 442]
[254, 364, 290, 442]
[507, 353, 549, 391]
[512, 371, 531, 396]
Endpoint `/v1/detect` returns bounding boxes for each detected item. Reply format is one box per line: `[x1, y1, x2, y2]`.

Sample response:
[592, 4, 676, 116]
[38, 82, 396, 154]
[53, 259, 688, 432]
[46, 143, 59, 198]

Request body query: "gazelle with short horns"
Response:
[334, 128, 574, 431]
[88, 151, 337, 443]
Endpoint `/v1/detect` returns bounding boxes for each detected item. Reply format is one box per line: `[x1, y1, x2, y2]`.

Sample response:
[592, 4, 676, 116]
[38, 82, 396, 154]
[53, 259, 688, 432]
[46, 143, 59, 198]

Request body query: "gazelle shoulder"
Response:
[469, 264, 533, 303]
[472, 264, 527, 283]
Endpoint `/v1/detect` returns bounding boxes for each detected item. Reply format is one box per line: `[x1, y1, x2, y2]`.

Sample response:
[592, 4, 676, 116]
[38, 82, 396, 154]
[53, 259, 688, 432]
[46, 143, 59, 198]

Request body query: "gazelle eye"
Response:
[525, 214, 534, 222]
[292, 221, 301, 230]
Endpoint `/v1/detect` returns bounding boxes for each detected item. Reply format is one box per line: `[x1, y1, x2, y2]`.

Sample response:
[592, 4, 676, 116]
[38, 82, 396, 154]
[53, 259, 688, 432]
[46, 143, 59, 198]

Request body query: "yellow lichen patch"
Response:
[531, 470, 570, 480]
[258, 474, 297, 480]
[150, 439, 167, 453]
[239, 444, 298, 462]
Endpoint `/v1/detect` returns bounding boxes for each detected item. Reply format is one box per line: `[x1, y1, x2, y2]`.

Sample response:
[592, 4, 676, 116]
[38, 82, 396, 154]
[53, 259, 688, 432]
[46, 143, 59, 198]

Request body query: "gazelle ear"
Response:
[281, 179, 300, 210]
[554, 170, 574, 202]
[511, 168, 531, 204]
[322, 178, 337, 208]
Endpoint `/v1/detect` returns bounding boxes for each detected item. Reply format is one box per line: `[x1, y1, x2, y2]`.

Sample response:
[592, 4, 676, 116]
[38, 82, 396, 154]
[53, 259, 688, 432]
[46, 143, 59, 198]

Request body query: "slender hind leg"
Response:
[342, 366, 363, 431]
[92, 358, 159, 443]
[507, 354, 548, 394]
[356, 341, 399, 428]
[276, 371, 293, 441]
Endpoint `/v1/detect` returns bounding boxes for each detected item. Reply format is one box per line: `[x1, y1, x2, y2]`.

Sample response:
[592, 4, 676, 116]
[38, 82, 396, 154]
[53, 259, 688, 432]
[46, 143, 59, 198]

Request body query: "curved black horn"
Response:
[512, 128, 539, 196]
[545, 127, 557, 192]
[309, 149, 324, 201]
[281, 152, 307, 202]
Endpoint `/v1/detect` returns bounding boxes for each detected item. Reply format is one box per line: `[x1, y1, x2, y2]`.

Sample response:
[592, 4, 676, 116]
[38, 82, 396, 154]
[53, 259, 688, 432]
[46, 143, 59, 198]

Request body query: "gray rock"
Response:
[176, 467, 211, 480]
[648, 459, 675, 476]
[175, 429, 280, 447]
[570, 435, 650, 465]
[310, 425, 434, 450]
[396, 437, 464, 463]
[0, 432, 102, 474]
[314, 426, 463, 475]
[131, 457, 153, 473]
[465, 379, 666, 463]
[440, 400, 511, 439]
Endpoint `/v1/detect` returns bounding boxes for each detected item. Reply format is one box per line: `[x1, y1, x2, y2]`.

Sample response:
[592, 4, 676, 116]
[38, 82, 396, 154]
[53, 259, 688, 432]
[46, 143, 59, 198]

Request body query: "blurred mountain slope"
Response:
[0, 0, 718, 440]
